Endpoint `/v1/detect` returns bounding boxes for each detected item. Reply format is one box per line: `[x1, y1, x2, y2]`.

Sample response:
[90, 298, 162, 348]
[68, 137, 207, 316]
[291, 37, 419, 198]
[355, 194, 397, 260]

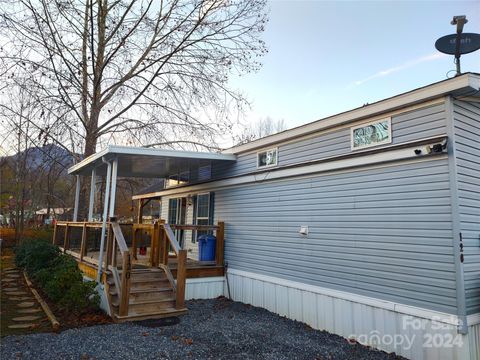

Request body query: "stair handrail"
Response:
[163, 223, 182, 254]
[162, 223, 187, 309]
[107, 218, 132, 316]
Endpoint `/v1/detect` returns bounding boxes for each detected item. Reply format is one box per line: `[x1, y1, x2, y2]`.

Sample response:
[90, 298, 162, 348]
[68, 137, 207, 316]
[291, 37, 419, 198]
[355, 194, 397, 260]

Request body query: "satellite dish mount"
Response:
[451, 16, 468, 76]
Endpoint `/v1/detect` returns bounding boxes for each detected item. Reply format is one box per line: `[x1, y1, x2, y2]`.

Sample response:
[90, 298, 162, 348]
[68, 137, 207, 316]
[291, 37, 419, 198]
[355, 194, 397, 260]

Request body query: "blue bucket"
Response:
[198, 235, 216, 261]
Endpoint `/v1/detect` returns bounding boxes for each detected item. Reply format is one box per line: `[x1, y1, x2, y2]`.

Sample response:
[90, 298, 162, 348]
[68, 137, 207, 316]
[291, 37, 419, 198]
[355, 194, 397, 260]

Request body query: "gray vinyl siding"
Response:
[214, 158, 457, 314]
[213, 103, 447, 179]
[453, 100, 480, 315]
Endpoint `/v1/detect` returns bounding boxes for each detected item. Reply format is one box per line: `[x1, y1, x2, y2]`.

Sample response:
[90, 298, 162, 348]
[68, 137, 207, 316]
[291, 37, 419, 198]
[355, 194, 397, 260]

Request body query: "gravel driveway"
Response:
[1, 298, 403, 360]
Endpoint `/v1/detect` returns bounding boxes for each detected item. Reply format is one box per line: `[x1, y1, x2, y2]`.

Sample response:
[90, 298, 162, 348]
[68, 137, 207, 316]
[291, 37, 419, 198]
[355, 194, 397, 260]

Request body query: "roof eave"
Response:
[67, 145, 237, 176]
[223, 73, 480, 155]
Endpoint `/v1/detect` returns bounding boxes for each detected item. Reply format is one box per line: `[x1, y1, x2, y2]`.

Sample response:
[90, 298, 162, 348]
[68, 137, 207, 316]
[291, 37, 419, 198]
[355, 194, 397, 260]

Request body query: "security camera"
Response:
[432, 144, 444, 153]
[440, 138, 448, 150]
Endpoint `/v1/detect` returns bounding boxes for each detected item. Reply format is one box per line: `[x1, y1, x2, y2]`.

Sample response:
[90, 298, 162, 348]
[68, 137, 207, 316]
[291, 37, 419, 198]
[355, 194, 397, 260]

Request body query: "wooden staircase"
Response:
[106, 267, 187, 322]
[104, 219, 188, 323]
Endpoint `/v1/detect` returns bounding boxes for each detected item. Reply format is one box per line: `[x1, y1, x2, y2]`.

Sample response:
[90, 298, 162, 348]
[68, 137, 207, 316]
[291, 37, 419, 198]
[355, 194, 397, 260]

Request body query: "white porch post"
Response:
[97, 159, 112, 282]
[109, 158, 118, 218]
[87, 168, 96, 221]
[73, 175, 80, 221]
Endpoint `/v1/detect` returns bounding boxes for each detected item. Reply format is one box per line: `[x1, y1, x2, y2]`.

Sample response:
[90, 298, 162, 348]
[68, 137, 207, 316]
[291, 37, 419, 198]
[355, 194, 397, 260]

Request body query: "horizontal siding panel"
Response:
[216, 158, 456, 313]
[225, 246, 455, 290]
[454, 100, 480, 315]
[213, 103, 446, 179]
[225, 238, 454, 262]
[227, 259, 457, 314]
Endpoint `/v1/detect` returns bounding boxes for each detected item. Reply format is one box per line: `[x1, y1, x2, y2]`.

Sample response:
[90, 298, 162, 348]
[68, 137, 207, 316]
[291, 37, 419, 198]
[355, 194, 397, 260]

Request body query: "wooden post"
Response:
[119, 254, 131, 316]
[176, 249, 187, 309]
[105, 225, 113, 269]
[52, 222, 57, 245]
[157, 221, 166, 266]
[131, 227, 138, 260]
[63, 224, 69, 252]
[112, 236, 118, 267]
[137, 199, 143, 224]
[80, 223, 87, 262]
[216, 221, 225, 267]
[151, 222, 159, 267]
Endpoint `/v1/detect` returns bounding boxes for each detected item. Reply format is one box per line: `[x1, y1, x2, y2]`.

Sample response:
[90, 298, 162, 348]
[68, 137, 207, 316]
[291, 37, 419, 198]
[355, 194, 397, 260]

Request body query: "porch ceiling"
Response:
[68, 145, 236, 178]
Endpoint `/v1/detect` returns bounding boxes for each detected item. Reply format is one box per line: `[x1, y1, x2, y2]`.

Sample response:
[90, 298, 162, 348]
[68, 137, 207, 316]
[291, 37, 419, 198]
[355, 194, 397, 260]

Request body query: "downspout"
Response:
[97, 157, 112, 283]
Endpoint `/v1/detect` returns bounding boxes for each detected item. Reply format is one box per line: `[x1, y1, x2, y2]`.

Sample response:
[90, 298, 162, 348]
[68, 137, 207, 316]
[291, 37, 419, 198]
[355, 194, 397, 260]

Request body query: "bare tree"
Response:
[234, 116, 286, 145]
[1, 0, 268, 157]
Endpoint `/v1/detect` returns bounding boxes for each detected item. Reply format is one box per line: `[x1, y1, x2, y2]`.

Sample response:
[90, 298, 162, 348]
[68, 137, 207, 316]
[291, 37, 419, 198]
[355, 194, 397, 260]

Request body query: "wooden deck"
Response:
[53, 220, 225, 322]
[65, 249, 224, 279]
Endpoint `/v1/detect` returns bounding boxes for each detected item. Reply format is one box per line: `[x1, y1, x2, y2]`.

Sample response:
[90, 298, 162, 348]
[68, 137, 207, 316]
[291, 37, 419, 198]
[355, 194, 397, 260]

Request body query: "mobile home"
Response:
[63, 73, 480, 359]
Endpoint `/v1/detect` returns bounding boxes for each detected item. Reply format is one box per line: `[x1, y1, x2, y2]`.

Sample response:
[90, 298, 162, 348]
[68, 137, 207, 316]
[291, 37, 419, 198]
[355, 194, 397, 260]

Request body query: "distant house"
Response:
[35, 208, 72, 225]
[65, 73, 480, 359]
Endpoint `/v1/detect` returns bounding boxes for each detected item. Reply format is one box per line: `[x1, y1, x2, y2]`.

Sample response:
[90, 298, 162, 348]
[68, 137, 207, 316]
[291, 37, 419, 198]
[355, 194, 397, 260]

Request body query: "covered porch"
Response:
[56, 145, 235, 321]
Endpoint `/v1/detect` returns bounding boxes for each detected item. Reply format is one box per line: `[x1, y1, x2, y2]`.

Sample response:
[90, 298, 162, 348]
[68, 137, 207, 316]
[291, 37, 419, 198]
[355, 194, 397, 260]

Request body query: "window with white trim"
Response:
[257, 148, 278, 168]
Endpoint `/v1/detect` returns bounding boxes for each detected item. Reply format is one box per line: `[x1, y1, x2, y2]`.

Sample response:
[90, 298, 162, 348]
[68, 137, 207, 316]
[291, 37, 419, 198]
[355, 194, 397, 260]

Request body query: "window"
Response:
[168, 199, 178, 224]
[178, 171, 189, 184]
[351, 118, 392, 150]
[196, 193, 210, 223]
[193, 192, 214, 240]
[257, 148, 278, 168]
[166, 171, 190, 187]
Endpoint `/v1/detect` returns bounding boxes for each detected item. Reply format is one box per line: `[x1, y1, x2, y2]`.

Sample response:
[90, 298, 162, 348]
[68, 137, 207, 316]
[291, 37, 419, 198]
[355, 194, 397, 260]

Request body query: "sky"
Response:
[229, 0, 480, 131]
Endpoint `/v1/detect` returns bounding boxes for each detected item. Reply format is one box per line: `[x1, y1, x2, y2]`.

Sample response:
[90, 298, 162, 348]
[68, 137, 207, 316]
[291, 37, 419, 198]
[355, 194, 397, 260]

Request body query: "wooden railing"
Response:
[54, 219, 226, 313]
[131, 222, 160, 266]
[54, 221, 104, 263]
[162, 223, 187, 309]
[105, 218, 132, 316]
[170, 222, 225, 267]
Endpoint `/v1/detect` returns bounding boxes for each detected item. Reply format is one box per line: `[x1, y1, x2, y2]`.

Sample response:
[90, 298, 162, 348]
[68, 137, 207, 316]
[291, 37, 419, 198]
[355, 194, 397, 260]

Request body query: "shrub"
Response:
[14, 240, 99, 313]
[59, 280, 100, 311]
[14, 240, 59, 275]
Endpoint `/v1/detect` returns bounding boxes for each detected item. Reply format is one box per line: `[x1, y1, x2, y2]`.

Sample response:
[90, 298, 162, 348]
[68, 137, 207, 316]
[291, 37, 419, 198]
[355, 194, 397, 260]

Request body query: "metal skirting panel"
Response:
[185, 277, 225, 300]
[468, 323, 480, 360]
[226, 269, 477, 360]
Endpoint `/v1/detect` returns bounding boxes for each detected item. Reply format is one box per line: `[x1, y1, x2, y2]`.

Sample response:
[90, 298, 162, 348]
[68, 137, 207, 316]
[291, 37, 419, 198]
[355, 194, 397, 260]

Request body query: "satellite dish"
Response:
[435, 15, 480, 76]
[435, 33, 480, 55]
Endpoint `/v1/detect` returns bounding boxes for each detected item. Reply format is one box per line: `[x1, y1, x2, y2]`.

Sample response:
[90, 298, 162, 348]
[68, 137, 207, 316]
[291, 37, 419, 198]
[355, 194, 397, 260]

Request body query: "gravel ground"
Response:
[1, 298, 403, 360]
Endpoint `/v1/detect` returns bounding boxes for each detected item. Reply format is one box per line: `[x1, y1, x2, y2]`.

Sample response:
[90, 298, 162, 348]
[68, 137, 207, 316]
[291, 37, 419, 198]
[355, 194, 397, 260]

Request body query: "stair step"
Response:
[114, 308, 188, 322]
[109, 286, 172, 296]
[113, 299, 176, 314]
[108, 277, 169, 285]
[112, 296, 175, 307]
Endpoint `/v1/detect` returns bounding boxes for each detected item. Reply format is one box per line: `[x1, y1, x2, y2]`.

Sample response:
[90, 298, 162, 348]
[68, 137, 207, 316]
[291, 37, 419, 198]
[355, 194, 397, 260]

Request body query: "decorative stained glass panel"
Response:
[351, 118, 391, 150]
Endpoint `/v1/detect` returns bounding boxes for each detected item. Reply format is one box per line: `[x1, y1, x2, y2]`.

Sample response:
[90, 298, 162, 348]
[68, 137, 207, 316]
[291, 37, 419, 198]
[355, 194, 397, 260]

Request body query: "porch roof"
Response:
[68, 145, 236, 178]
